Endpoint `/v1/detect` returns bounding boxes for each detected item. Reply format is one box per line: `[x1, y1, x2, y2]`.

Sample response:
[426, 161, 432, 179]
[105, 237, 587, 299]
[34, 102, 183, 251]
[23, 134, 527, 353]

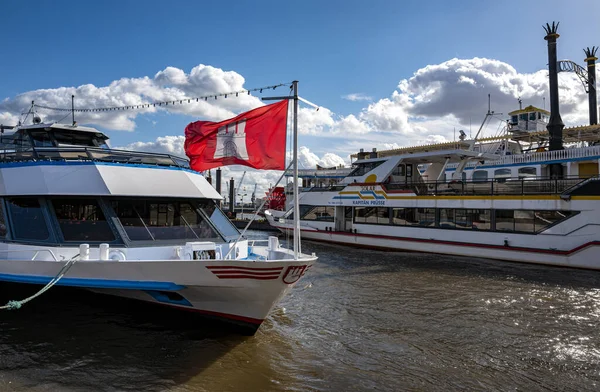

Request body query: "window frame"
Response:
[46, 197, 122, 244]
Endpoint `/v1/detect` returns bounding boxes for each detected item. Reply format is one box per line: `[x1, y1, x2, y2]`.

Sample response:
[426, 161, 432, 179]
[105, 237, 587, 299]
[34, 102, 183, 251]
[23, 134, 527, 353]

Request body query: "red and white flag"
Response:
[184, 100, 288, 172]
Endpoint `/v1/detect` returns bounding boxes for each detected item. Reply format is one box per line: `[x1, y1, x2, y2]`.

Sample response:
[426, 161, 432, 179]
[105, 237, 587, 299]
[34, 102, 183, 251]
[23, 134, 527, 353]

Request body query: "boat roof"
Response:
[354, 149, 501, 164]
[14, 123, 109, 139]
[508, 105, 550, 116]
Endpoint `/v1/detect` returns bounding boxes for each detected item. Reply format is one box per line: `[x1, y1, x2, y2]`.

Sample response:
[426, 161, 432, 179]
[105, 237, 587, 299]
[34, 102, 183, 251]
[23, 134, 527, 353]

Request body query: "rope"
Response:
[0, 254, 80, 310]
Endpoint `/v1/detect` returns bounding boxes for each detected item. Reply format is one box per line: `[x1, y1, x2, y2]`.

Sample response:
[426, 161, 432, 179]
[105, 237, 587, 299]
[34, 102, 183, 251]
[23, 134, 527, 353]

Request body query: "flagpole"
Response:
[292, 80, 300, 259]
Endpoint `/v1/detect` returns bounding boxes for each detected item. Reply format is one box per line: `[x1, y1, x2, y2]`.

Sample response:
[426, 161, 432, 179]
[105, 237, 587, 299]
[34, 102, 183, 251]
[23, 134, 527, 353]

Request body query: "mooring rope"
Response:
[0, 254, 80, 310]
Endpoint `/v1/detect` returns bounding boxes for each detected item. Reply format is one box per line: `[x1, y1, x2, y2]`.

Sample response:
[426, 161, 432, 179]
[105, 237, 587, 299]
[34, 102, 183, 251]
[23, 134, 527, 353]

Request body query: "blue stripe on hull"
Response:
[0, 273, 184, 291]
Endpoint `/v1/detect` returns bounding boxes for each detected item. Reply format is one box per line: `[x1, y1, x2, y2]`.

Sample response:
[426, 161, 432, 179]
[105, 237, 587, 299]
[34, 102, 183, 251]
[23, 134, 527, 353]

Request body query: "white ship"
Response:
[266, 105, 600, 270]
[0, 116, 316, 334]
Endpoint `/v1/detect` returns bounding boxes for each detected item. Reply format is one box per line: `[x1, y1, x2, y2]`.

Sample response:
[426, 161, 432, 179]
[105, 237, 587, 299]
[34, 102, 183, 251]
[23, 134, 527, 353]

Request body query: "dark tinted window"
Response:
[0, 203, 6, 238]
[52, 199, 115, 242]
[111, 199, 221, 241]
[196, 200, 239, 238]
[7, 198, 50, 241]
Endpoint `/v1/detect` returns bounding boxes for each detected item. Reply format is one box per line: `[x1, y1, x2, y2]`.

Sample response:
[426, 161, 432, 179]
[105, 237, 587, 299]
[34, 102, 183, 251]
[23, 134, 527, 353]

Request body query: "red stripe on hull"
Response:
[206, 266, 283, 271]
[213, 275, 280, 280]
[272, 225, 600, 256]
[209, 270, 282, 276]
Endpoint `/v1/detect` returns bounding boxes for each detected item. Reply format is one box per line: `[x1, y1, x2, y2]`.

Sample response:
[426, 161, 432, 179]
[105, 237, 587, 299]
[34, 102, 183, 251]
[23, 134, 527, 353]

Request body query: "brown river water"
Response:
[1, 231, 600, 391]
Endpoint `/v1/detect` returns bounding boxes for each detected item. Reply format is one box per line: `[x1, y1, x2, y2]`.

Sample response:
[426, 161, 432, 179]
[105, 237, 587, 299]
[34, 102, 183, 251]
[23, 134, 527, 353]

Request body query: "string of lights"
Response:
[34, 82, 293, 113]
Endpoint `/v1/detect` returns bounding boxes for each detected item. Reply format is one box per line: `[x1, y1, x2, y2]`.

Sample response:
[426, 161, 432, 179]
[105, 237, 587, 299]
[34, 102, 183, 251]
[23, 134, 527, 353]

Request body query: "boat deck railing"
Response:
[0, 146, 190, 169]
[385, 176, 592, 196]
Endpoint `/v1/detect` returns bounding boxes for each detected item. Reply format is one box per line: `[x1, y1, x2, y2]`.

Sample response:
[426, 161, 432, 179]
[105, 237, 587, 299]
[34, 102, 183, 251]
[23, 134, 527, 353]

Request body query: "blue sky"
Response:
[1, 0, 599, 190]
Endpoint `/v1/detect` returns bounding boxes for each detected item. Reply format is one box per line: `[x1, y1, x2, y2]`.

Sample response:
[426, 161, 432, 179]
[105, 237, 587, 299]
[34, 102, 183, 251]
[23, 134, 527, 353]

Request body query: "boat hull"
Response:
[269, 221, 600, 270]
[0, 257, 315, 334]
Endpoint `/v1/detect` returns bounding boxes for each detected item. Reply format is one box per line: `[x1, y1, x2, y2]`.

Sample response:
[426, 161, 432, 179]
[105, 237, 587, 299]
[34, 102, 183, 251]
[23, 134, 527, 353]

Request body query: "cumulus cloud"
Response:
[341, 93, 372, 102]
[0, 64, 263, 131]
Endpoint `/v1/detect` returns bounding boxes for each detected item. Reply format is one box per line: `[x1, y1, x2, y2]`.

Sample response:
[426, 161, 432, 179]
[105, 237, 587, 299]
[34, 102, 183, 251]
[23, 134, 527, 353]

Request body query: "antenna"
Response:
[488, 94, 491, 115]
[543, 96, 546, 110]
[518, 97, 522, 110]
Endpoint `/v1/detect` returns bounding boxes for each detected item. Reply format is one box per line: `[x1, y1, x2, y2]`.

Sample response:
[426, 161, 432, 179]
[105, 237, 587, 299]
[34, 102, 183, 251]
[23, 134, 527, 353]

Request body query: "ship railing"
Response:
[446, 145, 600, 169]
[384, 176, 588, 196]
[0, 249, 59, 261]
[0, 146, 190, 169]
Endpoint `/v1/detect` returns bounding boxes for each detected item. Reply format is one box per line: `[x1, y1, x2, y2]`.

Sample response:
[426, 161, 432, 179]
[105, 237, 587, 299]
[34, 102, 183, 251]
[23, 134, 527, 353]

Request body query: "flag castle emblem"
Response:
[214, 119, 249, 160]
[184, 100, 288, 172]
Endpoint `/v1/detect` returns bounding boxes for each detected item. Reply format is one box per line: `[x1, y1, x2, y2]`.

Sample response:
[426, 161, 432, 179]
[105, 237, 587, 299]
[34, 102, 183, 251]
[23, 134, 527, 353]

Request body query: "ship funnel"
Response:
[544, 21, 564, 178]
[584, 46, 598, 125]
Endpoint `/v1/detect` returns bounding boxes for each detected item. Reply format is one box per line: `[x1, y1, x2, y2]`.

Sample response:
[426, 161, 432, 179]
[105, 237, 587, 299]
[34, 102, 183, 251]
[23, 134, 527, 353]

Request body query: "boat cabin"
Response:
[508, 105, 549, 133]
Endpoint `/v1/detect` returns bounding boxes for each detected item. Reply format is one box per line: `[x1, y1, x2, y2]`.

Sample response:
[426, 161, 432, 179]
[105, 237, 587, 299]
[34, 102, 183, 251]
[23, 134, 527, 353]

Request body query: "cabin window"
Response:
[494, 169, 511, 179]
[416, 208, 436, 227]
[6, 198, 50, 241]
[439, 209, 455, 228]
[51, 198, 115, 242]
[348, 160, 385, 177]
[391, 208, 418, 226]
[0, 202, 6, 238]
[510, 115, 518, 124]
[29, 131, 54, 147]
[354, 207, 389, 225]
[533, 210, 575, 232]
[519, 114, 527, 121]
[472, 170, 488, 182]
[110, 199, 221, 241]
[518, 167, 537, 179]
[301, 206, 335, 222]
[529, 113, 536, 121]
[495, 210, 515, 232]
[53, 130, 100, 147]
[392, 165, 405, 176]
[196, 200, 239, 239]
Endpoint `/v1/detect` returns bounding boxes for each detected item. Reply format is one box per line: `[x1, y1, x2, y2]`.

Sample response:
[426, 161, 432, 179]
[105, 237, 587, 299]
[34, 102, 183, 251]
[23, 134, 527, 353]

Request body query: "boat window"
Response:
[354, 207, 389, 225]
[518, 167, 537, 179]
[391, 208, 418, 226]
[348, 160, 385, 177]
[510, 115, 518, 124]
[29, 131, 54, 147]
[416, 208, 436, 227]
[0, 203, 6, 238]
[6, 198, 50, 241]
[494, 169, 511, 179]
[110, 199, 221, 242]
[53, 130, 100, 147]
[534, 210, 575, 232]
[51, 198, 115, 242]
[529, 112, 536, 121]
[472, 170, 488, 182]
[495, 210, 514, 232]
[392, 165, 405, 176]
[195, 200, 240, 238]
[302, 206, 335, 222]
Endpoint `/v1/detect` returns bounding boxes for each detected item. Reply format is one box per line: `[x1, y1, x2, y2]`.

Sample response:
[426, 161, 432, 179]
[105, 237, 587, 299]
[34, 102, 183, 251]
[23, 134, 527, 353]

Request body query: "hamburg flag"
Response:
[184, 100, 288, 172]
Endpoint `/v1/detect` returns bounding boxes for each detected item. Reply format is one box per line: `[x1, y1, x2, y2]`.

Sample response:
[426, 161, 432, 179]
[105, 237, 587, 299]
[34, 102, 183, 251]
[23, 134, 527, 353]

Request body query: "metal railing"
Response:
[0, 146, 190, 169]
[384, 176, 589, 196]
[446, 145, 600, 169]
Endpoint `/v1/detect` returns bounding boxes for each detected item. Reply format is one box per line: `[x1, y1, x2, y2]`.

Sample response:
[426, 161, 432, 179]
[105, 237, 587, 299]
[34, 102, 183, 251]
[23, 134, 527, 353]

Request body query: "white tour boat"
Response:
[266, 105, 600, 270]
[0, 109, 316, 334]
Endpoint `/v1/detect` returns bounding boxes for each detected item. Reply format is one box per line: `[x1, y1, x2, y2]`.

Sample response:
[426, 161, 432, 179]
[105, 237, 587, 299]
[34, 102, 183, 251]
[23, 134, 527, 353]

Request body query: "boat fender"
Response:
[504, 237, 509, 247]
[109, 249, 127, 261]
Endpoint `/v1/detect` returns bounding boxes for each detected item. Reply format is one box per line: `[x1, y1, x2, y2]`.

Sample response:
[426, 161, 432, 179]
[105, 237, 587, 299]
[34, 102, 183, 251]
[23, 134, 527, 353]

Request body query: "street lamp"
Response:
[237, 193, 247, 218]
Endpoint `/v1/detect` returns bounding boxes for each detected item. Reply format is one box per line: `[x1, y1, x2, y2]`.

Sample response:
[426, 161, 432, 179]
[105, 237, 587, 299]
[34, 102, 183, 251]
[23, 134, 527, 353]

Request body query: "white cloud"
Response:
[342, 93, 372, 102]
[0, 64, 263, 131]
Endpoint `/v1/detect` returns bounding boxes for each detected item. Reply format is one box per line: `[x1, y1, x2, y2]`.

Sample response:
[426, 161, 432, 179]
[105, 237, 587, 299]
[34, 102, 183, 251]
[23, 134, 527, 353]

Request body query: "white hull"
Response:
[0, 249, 315, 332]
[267, 216, 600, 270]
